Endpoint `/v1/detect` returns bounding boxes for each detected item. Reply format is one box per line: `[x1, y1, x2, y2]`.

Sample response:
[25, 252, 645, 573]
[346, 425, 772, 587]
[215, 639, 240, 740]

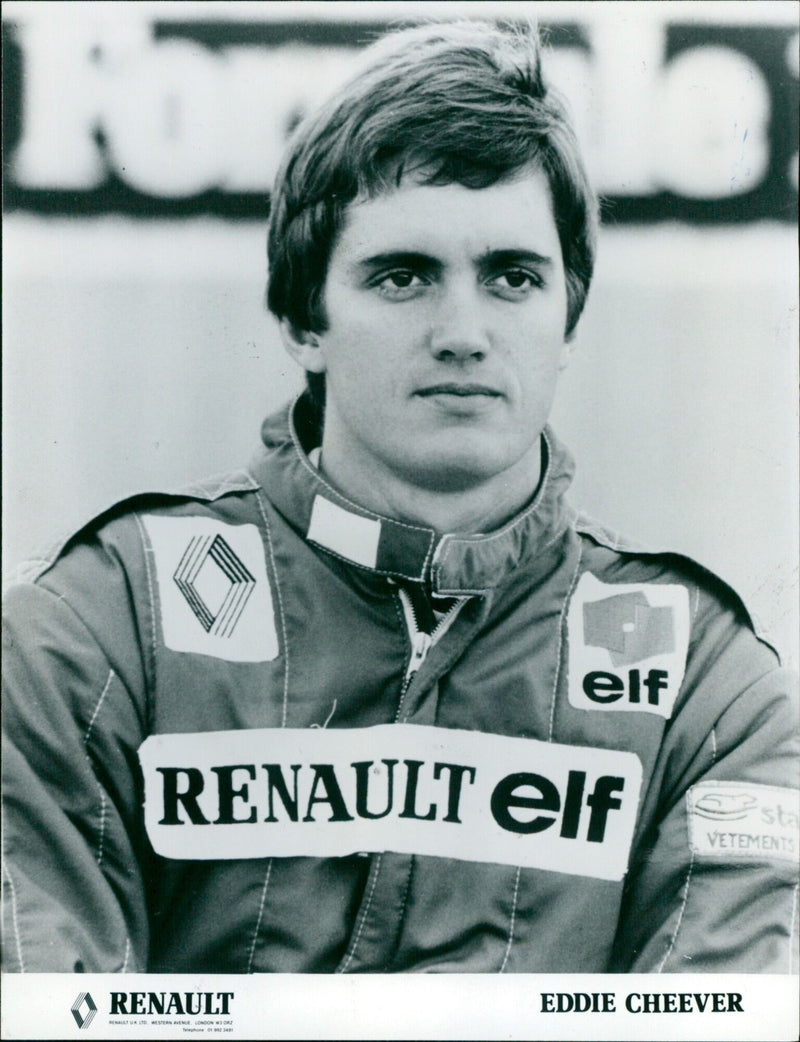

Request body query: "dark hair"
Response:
[266, 20, 598, 412]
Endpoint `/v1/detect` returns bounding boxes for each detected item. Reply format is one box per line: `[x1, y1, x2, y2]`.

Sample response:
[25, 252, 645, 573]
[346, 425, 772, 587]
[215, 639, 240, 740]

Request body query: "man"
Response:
[2, 20, 797, 974]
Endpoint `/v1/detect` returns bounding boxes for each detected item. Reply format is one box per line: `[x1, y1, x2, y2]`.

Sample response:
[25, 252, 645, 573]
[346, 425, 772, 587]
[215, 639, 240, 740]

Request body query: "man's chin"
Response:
[394, 451, 524, 494]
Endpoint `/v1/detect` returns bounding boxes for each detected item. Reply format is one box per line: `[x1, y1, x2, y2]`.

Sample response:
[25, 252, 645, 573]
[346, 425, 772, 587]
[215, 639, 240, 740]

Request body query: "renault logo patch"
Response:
[141, 515, 279, 662]
[567, 572, 690, 719]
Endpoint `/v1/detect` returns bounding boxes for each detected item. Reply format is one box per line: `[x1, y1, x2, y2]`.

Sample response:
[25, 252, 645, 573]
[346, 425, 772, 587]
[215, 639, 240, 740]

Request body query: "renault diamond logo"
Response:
[173, 534, 256, 637]
[71, 992, 97, 1029]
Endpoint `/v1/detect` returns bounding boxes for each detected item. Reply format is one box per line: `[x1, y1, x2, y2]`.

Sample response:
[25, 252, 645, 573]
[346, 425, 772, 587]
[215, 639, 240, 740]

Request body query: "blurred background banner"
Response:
[3, 0, 798, 220]
[3, 1, 798, 661]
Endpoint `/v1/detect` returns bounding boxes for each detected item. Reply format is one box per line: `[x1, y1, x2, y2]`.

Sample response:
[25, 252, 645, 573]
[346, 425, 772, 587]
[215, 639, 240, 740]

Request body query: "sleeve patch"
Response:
[687, 781, 799, 863]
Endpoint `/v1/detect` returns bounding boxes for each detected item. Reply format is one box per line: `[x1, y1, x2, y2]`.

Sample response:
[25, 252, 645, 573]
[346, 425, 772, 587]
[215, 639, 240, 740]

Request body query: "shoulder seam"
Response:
[574, 513, 781, 664]
[5, 472, 260, 589]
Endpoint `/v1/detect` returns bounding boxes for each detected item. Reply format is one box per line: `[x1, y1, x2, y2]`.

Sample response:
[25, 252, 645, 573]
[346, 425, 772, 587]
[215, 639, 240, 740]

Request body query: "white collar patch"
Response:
[307, 494, 382, 570]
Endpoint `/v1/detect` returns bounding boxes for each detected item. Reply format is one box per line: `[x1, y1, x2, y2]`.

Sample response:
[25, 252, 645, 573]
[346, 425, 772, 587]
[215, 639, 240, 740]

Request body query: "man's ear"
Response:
[279, 320, 327, 374]
[558, 334, 577, 372]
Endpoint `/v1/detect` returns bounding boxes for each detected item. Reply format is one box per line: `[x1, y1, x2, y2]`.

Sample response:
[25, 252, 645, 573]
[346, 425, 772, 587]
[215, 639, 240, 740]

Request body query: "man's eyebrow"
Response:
[353, 248, 554, 274]
[477, 249, 554, 270]
[355, 251, 443, 272]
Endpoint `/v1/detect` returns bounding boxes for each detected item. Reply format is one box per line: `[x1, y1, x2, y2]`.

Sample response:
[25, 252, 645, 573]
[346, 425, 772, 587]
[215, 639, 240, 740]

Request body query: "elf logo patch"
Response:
[567, 573, 690, 719]
[141, 515, 279, 662]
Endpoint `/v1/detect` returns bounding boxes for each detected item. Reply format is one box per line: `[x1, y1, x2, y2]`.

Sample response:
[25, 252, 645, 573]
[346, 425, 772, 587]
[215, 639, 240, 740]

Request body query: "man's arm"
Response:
[2, 530, 151, 972]
[611, 587, 799, 973]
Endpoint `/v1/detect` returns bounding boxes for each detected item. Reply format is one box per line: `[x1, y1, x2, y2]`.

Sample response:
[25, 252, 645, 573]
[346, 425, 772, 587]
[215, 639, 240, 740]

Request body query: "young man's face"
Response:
[293, 167, 570, 495]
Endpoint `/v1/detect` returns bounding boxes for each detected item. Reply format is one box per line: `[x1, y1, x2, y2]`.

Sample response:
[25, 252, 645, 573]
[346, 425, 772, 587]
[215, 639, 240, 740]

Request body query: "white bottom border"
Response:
[1, 973, 798, 1041]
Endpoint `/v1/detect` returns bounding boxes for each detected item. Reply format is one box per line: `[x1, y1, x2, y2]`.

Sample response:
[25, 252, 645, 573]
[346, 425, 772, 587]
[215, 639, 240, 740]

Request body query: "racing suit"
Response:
[2, 394, 798, 973]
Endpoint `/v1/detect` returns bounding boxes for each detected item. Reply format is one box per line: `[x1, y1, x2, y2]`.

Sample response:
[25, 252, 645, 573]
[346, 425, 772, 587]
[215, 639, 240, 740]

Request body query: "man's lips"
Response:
[415, 383, 503, 398]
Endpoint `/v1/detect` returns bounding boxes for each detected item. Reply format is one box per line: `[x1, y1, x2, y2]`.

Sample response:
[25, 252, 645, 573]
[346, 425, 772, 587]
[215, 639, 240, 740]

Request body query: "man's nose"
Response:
[428, 285, 491, 362]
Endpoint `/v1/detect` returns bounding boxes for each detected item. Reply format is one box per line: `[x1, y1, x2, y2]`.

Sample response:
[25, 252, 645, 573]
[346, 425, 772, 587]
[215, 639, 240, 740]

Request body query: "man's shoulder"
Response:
[4, 468, 262, 591]
[571, 510, 781, 664]
[573, 508, 738, 594]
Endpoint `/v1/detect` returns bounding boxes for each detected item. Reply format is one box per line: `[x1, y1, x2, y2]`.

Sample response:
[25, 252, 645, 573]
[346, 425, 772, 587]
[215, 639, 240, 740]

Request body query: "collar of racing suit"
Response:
[248, 392, 578, 596]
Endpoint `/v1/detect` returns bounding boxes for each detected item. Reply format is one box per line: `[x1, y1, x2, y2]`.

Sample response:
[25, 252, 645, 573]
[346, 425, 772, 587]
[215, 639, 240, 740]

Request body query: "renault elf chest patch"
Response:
[567, 572, 690, 719]
[139, 724, 643, 881]
[140, 514, 279, 662]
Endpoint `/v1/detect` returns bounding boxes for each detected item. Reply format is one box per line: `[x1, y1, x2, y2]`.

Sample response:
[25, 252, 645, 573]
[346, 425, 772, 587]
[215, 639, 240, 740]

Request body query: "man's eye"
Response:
[489, 269, 542, 293]
[373, 270, 427, 295]
[379, 270, 418, 287]
[385, 271, 416, 287]
[504, 270, 533, 288]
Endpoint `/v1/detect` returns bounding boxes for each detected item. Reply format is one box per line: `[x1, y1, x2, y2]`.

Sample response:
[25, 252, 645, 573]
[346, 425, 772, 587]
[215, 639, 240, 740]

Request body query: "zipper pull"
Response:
[408, 630, 432, 678]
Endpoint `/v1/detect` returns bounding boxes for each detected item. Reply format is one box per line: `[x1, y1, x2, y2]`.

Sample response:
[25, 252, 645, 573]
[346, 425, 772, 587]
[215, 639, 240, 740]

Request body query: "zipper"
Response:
[397, 585, 465, 687]
[406, 629, 432, 681]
